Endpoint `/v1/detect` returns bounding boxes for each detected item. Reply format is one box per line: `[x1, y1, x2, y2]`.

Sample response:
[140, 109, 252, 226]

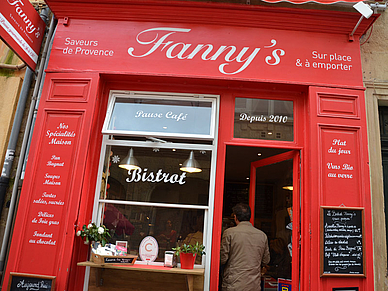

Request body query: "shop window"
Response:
[95, 91, 217, 267]
[101, 203, 205, 264]
[101, 146, 211, 205]
[234, 98, 294, 141]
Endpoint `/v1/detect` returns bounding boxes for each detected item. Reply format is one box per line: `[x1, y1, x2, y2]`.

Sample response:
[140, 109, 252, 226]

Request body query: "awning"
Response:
[261, 0, 356, 4]
[44, 0, 379, 38]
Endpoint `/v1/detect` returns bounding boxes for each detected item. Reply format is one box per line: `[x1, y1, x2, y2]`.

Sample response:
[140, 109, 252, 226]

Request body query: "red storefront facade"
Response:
[2, 1, 378, 290]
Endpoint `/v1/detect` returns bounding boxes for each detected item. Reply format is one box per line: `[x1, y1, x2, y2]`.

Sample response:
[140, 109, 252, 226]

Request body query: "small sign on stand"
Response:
[164, 251, 174, 267]
[139, 236, 159, 263]
[91, 253, 137, 265]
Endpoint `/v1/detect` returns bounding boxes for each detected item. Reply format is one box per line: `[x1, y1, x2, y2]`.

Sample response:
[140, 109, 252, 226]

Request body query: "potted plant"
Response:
[172, 242, 206, 269]
[76, 222, 111, 247]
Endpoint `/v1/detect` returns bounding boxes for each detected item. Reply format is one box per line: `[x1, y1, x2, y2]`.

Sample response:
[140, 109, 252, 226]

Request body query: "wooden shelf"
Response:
[77, 261, 204, 291]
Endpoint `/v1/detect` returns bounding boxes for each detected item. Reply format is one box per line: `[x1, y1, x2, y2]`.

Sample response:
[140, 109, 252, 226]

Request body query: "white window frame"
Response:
[85, 90, 219, 291]
[102, 90, 217, 140]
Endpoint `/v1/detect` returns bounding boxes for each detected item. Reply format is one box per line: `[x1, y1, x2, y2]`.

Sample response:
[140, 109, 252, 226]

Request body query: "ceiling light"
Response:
[180, 151, 202, 173]
[282, 185, 293, 191]
[119, 148, 140, 171]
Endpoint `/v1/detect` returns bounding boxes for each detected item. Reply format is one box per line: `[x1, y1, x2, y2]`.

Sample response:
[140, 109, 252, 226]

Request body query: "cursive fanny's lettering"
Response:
[7, 0, 38, 35]
[127, 27, 285, 75]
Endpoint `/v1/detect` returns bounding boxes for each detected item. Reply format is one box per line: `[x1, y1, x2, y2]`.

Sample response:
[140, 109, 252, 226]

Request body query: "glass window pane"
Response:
[101, 146, 211, 206]
[234, 98, 294, 141]
[101, 204, 204, 264]
[107, 97, 213, 137]
[254, 159, 293, 282]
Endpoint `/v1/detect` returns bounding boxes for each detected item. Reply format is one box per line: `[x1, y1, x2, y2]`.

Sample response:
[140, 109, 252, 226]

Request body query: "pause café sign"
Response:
[320, 207, 365, 277]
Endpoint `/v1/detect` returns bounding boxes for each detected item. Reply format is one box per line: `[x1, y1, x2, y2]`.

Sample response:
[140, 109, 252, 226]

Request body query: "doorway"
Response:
[221, 145, 299, 290]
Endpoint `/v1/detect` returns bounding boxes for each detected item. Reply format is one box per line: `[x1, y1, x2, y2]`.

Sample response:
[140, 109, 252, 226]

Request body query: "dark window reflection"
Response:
[101, 204, 204, 263]
[234, 98, 294, 141]
[101, 146, 211, 206]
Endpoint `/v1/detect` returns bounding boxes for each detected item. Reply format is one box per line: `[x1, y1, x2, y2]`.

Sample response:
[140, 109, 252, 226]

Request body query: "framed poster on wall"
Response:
[320, 206, 365, 277]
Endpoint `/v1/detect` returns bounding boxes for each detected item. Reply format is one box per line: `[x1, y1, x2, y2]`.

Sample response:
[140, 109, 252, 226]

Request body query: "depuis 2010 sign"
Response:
[0, 0, 46, 70]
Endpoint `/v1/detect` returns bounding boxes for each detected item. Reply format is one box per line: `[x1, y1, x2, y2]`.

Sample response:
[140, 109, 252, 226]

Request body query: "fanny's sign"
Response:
[0, 0, 46, 70]
[127, 27, 284, 76]
[50, 19, 363, 87]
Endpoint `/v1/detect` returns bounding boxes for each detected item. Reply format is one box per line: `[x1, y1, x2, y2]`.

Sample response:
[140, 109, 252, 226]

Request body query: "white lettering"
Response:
[127, 28, 285, 75]
[265, 49, 285, 66]
[135, 110, 163, 119]
[33, 231, 53, 238]
[332, 139, 347, 146]
[126, 168, 186, 185]
[38, 211, 54, 218]
[128, 27, 190, 58]
[219, 47, 261, 75]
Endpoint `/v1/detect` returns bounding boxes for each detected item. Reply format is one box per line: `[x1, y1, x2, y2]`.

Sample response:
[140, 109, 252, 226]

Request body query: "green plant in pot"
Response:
[172, 242, 206, 269]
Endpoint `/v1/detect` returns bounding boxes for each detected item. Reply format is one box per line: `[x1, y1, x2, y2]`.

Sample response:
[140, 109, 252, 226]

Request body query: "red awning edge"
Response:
[262, 0, 357, 4]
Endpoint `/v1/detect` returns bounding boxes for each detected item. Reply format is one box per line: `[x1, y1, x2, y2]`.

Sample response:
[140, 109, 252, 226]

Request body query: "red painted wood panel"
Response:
[211, 88, 306, 290]
[3, 73, 100, 291]
[308, 87, 373, 290]
[48, 18, 365, 89]
[318, 93, 360, 118]
[3, 73, 373, 291]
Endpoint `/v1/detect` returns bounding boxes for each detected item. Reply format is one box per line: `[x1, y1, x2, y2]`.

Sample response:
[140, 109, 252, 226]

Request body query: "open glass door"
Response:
[221, 146, 300, 290]
[249, 150, 300, 291]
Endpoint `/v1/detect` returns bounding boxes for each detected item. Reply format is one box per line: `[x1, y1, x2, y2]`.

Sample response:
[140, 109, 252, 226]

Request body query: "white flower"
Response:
[76, 230, 81, 236]
[98, 227, 104, 234]
[88, 223, 93, 229]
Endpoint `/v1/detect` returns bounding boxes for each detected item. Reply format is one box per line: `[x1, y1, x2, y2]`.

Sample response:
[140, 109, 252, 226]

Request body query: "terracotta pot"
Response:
[180, 253, 196, 269]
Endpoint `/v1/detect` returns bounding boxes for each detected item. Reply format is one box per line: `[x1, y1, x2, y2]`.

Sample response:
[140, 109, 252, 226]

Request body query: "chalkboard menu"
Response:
[320, 207, 365, 277]
[7, 273, 55, 291]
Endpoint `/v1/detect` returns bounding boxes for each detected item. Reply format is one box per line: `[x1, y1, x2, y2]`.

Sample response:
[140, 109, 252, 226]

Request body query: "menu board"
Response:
[320, 207, 365, 277]
[19, 113, 83, 273]
[322, 130, 360, 201]
[7, 273, 55, 291]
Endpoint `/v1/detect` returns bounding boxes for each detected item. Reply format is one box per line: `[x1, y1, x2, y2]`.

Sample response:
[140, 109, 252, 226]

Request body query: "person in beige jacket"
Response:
[220, 203, 270, 291]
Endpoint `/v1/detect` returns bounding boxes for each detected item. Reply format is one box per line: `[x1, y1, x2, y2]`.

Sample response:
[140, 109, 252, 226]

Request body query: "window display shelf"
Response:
[77, 261, 204, 291]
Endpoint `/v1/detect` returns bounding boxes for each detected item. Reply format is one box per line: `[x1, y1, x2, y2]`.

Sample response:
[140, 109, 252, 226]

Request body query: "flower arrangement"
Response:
[172, 242, 206, 257]
[76, 222, 111, 246]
